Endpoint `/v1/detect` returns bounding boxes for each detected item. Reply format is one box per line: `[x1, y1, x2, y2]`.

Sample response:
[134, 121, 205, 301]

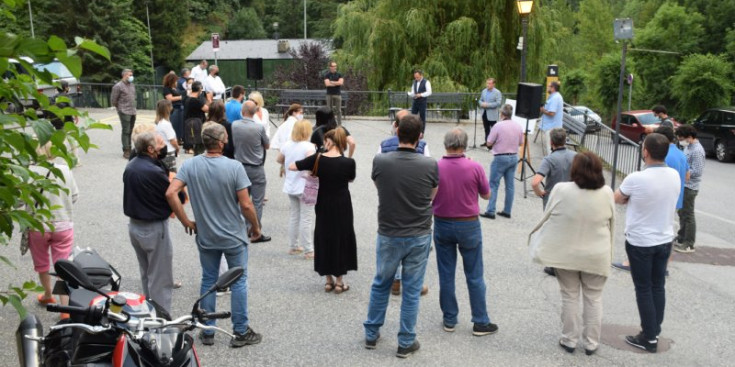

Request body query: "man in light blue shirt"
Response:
[539, 81, 564, 156]
[226, 85, 245, 123]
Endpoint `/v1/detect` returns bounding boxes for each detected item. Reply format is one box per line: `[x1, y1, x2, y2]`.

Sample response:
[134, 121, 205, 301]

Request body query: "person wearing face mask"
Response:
[203, 65, 226, 100]
[111, 68, 137, 159]
[123, 131, 185, 314]
[674, 125, 705, 254]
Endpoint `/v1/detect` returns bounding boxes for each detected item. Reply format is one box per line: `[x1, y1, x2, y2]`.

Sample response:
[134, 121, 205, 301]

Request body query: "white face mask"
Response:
[679, 140, 690, 147]
[127, 76, 134, 83]
[296, 114, 304, 121]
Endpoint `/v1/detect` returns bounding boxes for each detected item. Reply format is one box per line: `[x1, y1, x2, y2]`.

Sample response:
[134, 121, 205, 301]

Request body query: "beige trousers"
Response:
[555, 269, 607, 351]
[539, 129, 552, 157]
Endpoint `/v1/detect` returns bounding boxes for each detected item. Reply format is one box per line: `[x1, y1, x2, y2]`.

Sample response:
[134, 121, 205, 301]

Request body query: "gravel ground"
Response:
[1, 108, 733, 366]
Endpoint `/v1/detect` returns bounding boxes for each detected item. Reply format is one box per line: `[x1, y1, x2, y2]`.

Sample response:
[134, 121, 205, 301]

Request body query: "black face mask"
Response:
[157, 145, 168, 160]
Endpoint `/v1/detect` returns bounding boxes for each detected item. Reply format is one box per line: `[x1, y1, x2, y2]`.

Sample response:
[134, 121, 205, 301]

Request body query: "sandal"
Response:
[304, 252, 314, 259]
[37, 294, 57, 305]
[334, 283, 350, 294]
[325, 281, 335, 293]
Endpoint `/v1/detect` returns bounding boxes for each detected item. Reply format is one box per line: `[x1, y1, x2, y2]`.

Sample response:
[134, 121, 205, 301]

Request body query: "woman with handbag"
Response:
[277, 120, 317, 258]
[290, 127, 357, 294]
[528, 152, 615, 355]
[26, 142, 79, 313]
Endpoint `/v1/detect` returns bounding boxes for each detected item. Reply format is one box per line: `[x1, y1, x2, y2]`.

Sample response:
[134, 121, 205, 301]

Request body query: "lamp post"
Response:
[611, 18, 634, 189]
[303, 0, 307, 39]
[145, 1, 155, 84]
[517, 0, 533, 82]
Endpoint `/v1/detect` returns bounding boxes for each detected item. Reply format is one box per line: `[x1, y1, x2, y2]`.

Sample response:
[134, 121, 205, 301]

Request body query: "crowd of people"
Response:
[25, 64, 706, 359]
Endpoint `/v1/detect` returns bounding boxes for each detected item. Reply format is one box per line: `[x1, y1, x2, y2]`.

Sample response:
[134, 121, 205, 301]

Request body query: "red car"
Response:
[611, 110, 679, 144]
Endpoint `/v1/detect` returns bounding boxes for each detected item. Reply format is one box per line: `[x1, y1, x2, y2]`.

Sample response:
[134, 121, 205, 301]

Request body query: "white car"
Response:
[563, 105, 602, 133]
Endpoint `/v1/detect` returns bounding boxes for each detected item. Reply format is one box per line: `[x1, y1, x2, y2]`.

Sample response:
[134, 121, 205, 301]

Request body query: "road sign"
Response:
[627, 73, 634, 85]
[212, 33, 220, 52]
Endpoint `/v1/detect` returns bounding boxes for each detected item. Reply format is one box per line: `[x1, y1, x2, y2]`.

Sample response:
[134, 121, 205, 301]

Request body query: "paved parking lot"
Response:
[1, 109, 733, 366]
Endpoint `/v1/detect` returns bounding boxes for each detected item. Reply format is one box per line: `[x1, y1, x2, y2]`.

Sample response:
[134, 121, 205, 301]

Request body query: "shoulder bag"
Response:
[301, 153, 321, 205]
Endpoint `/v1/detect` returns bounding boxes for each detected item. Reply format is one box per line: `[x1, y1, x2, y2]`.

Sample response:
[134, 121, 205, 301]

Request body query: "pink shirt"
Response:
[487, 119, 523, 155]
[433, 155, 490, 217]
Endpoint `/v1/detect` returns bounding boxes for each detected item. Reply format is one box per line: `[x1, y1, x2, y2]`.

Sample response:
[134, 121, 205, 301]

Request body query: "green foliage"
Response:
[670, 54, 734, 120]
[634, 3, 705, 108]
[591, 52, 635, 119]
[227, 8, 268, 40]
[332, 0, 556, 93]
[563, 69, 587, 106]
[131, 0, 188, 72]
[683, 0, 735, 56]
[1, 2, 111, 317]
[576, 0, 615, 61]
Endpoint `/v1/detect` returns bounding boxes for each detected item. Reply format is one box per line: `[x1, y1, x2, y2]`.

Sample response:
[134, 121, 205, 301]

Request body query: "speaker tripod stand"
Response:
[516, 117, 537, 198]
[468, 98, 482, 150]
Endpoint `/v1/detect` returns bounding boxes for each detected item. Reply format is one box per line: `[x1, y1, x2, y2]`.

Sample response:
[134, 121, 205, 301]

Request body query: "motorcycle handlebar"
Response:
[47, 304, 89, 315]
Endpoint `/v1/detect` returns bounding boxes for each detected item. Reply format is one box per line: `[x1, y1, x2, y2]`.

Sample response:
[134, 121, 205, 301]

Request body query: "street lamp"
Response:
[517, 0, 534, 82]
[611, 18, 634, 189]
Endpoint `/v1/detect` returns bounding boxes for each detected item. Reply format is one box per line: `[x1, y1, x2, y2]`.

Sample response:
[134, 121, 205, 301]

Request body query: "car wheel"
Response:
[715, 140, 733, 162]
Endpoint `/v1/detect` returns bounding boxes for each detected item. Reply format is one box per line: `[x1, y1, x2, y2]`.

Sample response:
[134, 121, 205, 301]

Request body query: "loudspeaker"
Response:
[247, 58, 263, 80]
[516, 82, 543, 119]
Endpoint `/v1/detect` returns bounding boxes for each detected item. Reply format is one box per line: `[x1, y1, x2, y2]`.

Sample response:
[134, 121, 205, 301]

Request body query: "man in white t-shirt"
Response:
[204, 65, 226, 100]
[614, 133, 680, 354]
[191, 60, 208, 84]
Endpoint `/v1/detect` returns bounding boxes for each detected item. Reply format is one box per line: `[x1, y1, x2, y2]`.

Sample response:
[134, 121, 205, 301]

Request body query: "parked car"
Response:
[692, 107, 735, 162]
[563, 105, 602, 134]
[611, 110, 679, 144]
[3, 58, 81, 115]
[32, 59, 81, 97]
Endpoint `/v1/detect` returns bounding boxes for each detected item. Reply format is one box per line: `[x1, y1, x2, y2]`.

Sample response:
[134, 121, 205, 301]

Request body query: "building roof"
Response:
[185, 39, 331, 61]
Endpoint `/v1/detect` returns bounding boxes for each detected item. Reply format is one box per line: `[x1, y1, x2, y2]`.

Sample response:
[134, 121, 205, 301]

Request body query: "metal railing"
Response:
[563, 105, 642, 181]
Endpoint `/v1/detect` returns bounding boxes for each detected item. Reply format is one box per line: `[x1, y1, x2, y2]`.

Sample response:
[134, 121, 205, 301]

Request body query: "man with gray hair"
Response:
[531, 127, 576, 276]
[111, 68, 137, 158]
[432, 128, 498, 336]
[232, 100, 272, 243]
[167, 122, 263, 347]
[123, 131, 178, 313]
[204, 65, 226, 100]
[481, 104, 523, 220]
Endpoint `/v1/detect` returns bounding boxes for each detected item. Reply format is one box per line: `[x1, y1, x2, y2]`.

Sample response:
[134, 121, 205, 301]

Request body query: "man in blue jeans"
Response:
[167, 122, 263, 348]
[615, 133, 680, 353]
[481, 104, 523, 220]
[365, 114, 438, 358]
[432, 128, 498, 336]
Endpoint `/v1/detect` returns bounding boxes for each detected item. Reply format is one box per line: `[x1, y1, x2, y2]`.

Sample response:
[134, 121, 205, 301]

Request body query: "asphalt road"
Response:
[0, 109, 733, 366]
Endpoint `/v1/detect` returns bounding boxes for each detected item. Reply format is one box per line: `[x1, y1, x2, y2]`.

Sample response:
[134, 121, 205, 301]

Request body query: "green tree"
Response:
[131, 0, 188, 72]
[683, 0, 735, 56]
[591, 52, 635, 120]
[1, 3, 112, 316]
[332, 0, 557, 93]
[670, 54, 734, 120]
[227, 8, 268, 39]
[563, 69, 587, 106]
[634, 3, 705, 108]
[575, 0, 616, 64]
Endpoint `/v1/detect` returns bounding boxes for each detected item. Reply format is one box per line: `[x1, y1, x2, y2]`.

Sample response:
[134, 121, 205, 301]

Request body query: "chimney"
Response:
[277, 40, 290, 53]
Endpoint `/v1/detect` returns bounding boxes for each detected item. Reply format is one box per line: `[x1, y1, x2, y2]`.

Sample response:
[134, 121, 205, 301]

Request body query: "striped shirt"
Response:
[684, 141, 705, 190]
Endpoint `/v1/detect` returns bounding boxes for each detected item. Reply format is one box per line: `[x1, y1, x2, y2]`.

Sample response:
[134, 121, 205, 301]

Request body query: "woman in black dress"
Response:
[291, 127, 357, 294]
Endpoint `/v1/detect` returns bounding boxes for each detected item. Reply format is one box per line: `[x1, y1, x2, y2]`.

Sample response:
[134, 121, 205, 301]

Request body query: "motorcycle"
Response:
[16, 248, 243, 367]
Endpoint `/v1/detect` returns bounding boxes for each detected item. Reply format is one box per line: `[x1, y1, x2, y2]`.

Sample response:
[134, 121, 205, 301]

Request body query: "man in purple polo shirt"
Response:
[433, 128, 498, 336]
[481, 104, 523, 219]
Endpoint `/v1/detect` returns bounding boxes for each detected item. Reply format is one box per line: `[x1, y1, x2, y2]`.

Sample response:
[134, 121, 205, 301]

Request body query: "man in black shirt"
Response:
[323, 61, 344, 125]
[123, 131, 181, 314]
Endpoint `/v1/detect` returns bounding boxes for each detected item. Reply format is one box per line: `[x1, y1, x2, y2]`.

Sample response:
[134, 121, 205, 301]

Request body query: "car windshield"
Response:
[33, 61, 74, 79]
[637, 113, 660, 125]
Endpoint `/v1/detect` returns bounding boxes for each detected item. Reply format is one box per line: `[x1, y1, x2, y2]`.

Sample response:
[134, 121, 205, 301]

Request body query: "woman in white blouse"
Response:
[248, 91, 270, 138]
[528, 151, 615, 356]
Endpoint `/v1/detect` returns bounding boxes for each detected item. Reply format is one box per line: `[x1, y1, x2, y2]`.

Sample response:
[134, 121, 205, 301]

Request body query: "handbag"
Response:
[20, 169, 52, 255]
[301, 153, 321, 205]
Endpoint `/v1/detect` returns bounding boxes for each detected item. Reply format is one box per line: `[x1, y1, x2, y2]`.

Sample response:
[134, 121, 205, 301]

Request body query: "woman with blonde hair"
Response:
[248, 91, 270, 138]
[28, 143, 78, 316]
[528, 151, 615, 355]
[290, 127, 357, 293]
[277, 120, 316, 258]
[154, 99, 179, 172]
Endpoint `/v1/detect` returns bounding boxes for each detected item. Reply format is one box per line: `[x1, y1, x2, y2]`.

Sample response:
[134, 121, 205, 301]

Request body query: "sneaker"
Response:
[559, 341, 575, 354]
[611, 262, 631, 271]
[543, 267, 556, 276]
[365, 333, 380, 350]
[396, 340, 420, 358]
[472, 323, 498, 336]
[442, 322, 455, 332]
[420, 285, 429, 296]
[230, 327, 262, 348]
[625, 333, 657, 353]
[674, 245, 695, 253]
[479, 212, 496, 219]
[199, 331, 215, 346]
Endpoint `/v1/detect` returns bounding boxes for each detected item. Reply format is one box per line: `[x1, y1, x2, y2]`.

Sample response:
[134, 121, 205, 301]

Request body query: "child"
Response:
[154, 99, 179, 172]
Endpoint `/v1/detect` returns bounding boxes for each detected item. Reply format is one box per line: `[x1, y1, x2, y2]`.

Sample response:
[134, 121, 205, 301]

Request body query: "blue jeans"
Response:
[434, 218, 490, 326]
[364, 234, 432, 348]
[199, 245, 249, 334]
[485, 154, 517, 215]
[626, 241, 671, 340]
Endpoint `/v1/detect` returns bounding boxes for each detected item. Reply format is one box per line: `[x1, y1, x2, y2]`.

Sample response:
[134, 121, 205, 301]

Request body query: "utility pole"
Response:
[611, 18, 634, 189]
[145, 1, 155, 83]
[303, 0, 307, 39]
